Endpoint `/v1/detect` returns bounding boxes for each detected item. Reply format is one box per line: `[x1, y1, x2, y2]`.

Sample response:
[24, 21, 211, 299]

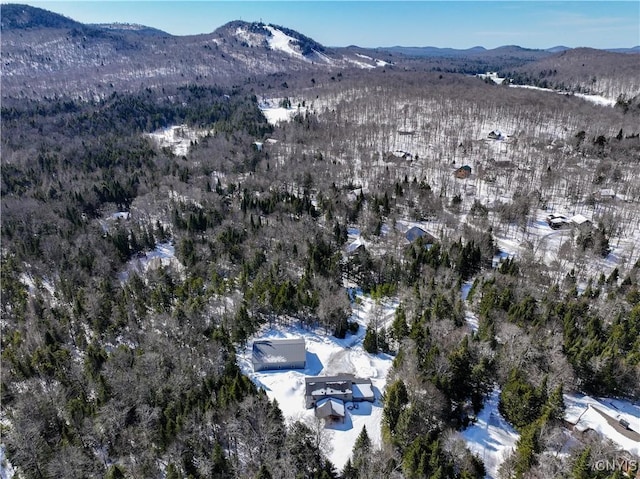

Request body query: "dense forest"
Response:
[2, 6, 640, 479]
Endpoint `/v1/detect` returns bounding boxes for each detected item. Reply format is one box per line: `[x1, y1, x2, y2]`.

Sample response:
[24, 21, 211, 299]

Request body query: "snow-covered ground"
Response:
[265, 25, 304, 59]
[238, 293, 397, 471]
[462, 390, 640, 478]
[259, 98, 308, 125]
[18, 273, 56, 299]
[564, 393, 640, 456]
[462, 388, 520, 479]
[146, 124, 210, 156]
[98, 211, 130, 232]
[117, 241, 183, 282]
[0, 445, 15, 479]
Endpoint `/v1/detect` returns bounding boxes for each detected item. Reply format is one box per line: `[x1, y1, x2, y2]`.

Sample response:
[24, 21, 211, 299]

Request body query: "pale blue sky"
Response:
[19, 1, 640, 49]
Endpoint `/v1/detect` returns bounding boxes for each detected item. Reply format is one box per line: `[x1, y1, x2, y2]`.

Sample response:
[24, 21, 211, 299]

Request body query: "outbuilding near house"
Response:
[252, 338, 306, 372]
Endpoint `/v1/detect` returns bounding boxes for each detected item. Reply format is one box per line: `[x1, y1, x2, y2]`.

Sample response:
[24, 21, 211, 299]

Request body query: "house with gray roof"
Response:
[252, 338, 306, 372]
[304, 374, 374, 409]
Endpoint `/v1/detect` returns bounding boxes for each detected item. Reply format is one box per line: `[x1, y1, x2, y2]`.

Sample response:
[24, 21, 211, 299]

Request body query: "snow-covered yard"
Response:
[238, 293, 397, 471]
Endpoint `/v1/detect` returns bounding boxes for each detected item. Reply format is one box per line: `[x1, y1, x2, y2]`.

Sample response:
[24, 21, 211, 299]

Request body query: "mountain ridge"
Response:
[1, 4, 637, 100]
[2, 4, 637, 52]
[0, 3, 82, 30]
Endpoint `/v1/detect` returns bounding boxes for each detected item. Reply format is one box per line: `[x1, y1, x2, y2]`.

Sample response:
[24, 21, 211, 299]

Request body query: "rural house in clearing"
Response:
[252, 338, 306, 372]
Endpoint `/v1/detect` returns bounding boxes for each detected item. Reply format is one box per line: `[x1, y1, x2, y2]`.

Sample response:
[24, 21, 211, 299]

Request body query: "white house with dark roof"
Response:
[252, 338, 306, 372]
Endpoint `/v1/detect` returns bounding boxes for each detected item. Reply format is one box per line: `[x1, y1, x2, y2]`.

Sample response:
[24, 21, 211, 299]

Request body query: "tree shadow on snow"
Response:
[251, 377, 272, 392]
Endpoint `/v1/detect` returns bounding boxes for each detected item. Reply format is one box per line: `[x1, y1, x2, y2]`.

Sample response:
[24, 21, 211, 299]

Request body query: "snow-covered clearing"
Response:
[259, 98, 308, 125]
[117, 241, 183, 282]
[462, 388, 520, 479]
[489, 208, 640, 284]
[146, 124, 210, 156]
[344, 57, 376, 70]
[354, 53, 390, 67]
[477, 72, 506, 85]
[238, 292, 397, 471]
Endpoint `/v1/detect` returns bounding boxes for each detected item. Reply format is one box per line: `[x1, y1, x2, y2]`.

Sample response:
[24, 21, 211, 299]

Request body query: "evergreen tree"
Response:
[499, 369, 546, 429]
[542, 384, 565, 423]
[211, 442, 232, 478]
[571, 447, 592, 479]
[512, 422, 541, 478]
[363, 326, 378, 354]
[341, 458, 358, 479]
[351, 426, 372, 476]
[391, 305, 409, 342]
[383, 379, 409, 437]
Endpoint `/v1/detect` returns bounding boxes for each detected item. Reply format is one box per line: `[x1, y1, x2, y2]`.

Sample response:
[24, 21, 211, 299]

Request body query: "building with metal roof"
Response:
[252, 338, 306, 372]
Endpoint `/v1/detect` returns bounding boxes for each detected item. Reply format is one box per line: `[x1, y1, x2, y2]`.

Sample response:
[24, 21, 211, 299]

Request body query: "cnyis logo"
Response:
[592, 453, 639, 474]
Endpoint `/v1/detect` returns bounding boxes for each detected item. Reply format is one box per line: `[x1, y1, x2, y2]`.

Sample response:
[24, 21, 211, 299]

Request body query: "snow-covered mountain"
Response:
[0, 5, 391, 98]
[3, 4, 636, 101]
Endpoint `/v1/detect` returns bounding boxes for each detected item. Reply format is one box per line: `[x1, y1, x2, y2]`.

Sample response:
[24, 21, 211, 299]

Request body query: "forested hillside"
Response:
[2, 5, 640, 479]
[501, 48, 640, 102]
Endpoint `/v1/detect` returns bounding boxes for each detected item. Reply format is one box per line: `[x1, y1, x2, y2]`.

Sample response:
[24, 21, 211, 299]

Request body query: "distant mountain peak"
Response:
[0, 3, 81, 31]
[219, 20, 327, 58]
[547, 45, 571, 53]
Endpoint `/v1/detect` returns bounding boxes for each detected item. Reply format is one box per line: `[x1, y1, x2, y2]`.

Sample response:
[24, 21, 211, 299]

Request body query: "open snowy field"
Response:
[238, 293, 397, 471]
